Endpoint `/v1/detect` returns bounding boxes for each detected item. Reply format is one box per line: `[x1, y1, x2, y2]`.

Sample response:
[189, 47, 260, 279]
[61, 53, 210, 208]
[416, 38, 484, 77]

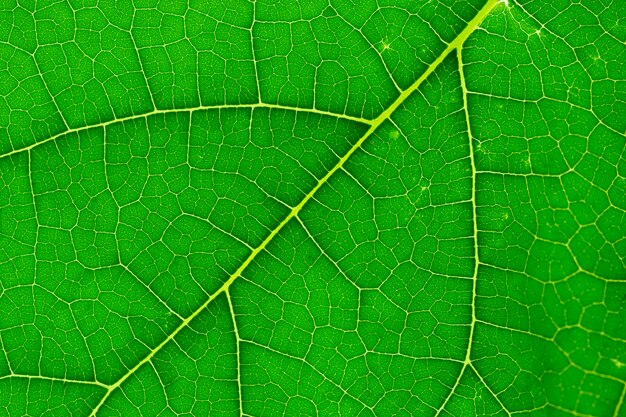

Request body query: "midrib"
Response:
[80, 0, 502, 412]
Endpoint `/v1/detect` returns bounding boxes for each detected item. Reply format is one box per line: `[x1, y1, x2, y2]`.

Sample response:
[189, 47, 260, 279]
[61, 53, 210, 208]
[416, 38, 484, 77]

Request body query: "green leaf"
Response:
[0, 0, 624, 415]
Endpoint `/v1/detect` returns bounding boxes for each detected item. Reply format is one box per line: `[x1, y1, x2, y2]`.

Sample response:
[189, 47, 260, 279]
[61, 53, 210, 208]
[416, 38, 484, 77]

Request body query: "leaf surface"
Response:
[0, 0, 625, 416]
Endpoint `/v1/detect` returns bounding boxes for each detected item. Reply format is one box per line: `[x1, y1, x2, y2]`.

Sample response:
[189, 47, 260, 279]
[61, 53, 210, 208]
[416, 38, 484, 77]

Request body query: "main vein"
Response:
[89, 0, 501, 413]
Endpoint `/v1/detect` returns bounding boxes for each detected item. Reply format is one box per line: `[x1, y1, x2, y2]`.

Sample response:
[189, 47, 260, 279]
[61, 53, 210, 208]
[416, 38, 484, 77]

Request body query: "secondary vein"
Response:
[0, 103, 371, 161]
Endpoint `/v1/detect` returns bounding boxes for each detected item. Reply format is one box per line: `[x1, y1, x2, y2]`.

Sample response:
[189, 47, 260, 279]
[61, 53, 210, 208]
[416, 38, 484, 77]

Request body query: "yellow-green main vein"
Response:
[89, 0, 501, 413]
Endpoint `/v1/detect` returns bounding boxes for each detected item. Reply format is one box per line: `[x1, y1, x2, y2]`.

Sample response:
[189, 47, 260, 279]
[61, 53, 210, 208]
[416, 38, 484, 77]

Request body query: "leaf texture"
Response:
[0, 0, 625, 416]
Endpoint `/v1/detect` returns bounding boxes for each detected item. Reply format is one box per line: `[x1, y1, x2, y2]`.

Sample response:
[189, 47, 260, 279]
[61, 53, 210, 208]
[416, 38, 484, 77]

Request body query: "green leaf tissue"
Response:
[0, 0, 624, 415]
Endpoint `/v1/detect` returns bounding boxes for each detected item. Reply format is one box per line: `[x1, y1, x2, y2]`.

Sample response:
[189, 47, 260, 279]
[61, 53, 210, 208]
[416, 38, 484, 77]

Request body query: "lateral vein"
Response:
[0, 103, 371, 161]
